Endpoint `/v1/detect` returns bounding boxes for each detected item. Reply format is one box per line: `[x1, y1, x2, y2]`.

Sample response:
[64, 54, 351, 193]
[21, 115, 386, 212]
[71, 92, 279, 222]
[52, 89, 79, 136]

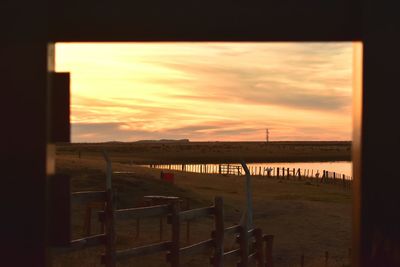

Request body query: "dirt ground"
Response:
[52, 153, 352, 267]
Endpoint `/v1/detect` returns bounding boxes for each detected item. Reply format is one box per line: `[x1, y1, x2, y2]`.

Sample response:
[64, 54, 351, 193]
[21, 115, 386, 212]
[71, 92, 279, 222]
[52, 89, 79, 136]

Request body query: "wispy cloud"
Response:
[56, 42, 353, 142]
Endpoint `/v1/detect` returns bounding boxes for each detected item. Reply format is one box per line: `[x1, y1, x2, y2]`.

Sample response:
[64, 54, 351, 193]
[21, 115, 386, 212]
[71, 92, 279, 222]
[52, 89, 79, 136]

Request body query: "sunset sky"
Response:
[55, 42, 353, 143]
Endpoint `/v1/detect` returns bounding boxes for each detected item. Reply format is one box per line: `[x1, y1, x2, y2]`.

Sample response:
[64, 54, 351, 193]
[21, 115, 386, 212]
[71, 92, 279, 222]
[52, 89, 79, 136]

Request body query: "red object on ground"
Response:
[161, 172, 174, 183]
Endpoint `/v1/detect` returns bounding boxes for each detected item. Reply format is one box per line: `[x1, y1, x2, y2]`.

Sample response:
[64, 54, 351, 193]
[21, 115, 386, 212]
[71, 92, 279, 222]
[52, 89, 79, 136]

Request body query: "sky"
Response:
[55, 42, 353, 143]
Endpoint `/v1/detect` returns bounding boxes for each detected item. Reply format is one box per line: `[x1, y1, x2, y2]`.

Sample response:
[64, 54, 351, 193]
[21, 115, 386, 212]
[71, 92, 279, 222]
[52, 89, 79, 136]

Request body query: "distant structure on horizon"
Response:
[136, 139, 190, 143]
[265, 128, 270, 143]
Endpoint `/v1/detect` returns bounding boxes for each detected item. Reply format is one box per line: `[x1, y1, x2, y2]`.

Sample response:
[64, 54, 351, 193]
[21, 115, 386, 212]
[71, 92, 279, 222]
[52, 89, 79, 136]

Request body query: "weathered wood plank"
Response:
[224, 225, 241, 236]
[179, 239, 214, 257]
[52, 234, 106, 254]
[223, 248, 241, 260]
[178, 206, 215, 221]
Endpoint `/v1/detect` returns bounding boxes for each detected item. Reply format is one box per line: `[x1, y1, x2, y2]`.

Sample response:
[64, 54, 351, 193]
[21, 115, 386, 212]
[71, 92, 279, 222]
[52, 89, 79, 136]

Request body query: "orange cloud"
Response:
[56, 42, 353, 142]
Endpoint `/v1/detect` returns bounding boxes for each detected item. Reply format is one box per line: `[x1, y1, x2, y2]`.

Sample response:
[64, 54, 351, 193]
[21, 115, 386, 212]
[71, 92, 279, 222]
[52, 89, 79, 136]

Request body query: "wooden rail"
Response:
[222, 248, 241, 261]
[173, 206, 215, 222]
[178, 239, 214, 257]
[99, 204, 170, 221]
[52, 173, 274, 267]
[100, 196, 272, 267]
[52, 234, 106, 254]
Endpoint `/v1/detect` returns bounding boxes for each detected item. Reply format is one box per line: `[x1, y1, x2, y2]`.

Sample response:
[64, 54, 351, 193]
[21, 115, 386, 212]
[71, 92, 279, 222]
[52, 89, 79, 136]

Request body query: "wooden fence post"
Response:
[254, 228, 264, 267]
[277, 167, 280, 178]
[103, 152, 116, 267]
[342, 174, 346, 188]
[212, 197, 224, 267]
[170, 201, 181, 267]
[264, 235, 274, 267]
[104, 192, 115, 265]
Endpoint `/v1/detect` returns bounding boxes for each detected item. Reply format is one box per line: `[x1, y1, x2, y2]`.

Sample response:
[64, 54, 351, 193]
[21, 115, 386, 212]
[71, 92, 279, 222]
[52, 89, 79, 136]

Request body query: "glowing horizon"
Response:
[56, 42, 353, 142]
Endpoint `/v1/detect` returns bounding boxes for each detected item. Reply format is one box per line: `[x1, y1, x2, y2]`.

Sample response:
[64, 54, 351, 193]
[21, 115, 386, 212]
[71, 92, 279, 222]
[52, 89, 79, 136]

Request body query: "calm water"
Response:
[247, 161, 352, 177]
[148, 161, 352, 178]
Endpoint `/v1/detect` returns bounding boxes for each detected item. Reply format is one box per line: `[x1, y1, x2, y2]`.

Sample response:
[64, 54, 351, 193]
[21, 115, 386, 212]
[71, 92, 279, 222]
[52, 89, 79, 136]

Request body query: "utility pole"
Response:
[265, 128, 269, 143]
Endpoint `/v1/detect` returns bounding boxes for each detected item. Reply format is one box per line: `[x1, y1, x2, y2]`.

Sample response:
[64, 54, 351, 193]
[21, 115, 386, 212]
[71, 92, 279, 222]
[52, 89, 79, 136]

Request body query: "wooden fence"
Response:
[149, 164, 352, 189]
[53, 192, 274, 267]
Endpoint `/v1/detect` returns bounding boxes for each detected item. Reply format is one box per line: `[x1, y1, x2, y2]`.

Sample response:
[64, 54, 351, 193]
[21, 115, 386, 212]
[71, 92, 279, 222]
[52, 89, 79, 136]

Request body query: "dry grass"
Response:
[52, 152, 352, 267]
[56, 141, 351, 164]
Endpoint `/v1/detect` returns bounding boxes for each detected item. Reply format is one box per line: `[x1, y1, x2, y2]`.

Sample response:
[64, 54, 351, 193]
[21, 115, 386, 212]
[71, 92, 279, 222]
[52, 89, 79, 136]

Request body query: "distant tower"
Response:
[266, 128, 269, 143]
